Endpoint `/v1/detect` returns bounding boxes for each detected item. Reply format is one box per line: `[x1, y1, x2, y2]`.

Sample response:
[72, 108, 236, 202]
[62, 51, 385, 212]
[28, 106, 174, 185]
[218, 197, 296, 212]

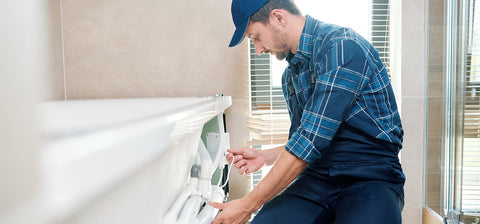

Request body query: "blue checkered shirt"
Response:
[283, 15, 403, 163]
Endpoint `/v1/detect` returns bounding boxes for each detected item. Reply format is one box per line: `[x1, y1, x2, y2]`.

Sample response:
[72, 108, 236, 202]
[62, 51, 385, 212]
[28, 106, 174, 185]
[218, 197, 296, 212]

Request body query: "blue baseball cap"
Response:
[229, 0, 270, 47]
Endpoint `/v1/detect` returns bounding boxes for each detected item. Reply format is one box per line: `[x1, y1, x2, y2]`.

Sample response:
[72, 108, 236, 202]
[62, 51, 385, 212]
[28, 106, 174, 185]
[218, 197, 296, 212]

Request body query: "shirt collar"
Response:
[287, 15, 315, 66]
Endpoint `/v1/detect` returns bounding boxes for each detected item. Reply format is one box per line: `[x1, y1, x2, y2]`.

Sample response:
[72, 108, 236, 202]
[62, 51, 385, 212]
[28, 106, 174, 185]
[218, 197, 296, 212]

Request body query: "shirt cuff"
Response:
[285, 130, 321, 163]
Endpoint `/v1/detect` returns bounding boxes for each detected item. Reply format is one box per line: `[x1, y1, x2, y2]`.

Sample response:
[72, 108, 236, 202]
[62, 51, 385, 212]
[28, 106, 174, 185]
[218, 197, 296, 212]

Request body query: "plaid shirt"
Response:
[283, 15, 403, 163]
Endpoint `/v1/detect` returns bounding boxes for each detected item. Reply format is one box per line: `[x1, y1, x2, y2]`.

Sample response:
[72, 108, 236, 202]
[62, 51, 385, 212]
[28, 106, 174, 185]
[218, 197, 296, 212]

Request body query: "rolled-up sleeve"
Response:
[285, 40, 369, 163]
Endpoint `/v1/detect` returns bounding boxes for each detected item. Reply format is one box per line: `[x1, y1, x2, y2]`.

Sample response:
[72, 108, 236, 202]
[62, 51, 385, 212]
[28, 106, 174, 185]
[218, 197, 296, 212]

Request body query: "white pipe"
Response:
[198, 160, 212, 196]
[164, 128, 230, 224]
[196, 186, 225, 224]
[197, 140, 211, 162]
[171, 140, 215, 223]
[177, 195, 202, 223]
[162, 178, 198, 224]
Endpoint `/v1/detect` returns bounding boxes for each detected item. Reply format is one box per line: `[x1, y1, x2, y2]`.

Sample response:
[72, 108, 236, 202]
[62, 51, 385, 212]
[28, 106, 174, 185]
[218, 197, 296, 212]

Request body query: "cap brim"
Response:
[229, 18, 249, 47]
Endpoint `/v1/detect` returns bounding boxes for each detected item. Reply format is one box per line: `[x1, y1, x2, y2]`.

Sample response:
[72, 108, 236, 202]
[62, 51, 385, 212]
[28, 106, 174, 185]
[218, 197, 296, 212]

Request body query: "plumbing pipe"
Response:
[171, 160, 224, 223]
[176, 185, 225, 224]
[165, 128, 229, 224]
[172, 142, 214, 223]
[162, 178, 198, 223]
[199, 160, 213, 196]
[197, 140, 211, 162]
[177, 195, 202, 223]
[196, 186, 225, 224]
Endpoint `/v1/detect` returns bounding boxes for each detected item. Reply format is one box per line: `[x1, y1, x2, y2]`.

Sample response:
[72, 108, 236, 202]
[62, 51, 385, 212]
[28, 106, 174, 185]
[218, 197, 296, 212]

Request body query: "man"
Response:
[210, 0, 405, 223]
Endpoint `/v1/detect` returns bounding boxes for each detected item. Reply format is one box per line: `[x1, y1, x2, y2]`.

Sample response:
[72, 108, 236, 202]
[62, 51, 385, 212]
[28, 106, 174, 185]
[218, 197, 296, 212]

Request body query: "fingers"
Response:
[227, 148, 240, 156]
[227, 148, 241, 154]
[225, 153, 235, 163]
[209, 201, 225, 210]
[211, 199, 253, 224]
[226, 148, 257, 175]
[226, 153, 233, 163]
[230, 155, 250, 175]
[227, 148, 250, 156]
[231, 156, 251, 175]
[239, 166, 250, 175]
[226, 153, 243, 164]
[234, 158, 247, 169]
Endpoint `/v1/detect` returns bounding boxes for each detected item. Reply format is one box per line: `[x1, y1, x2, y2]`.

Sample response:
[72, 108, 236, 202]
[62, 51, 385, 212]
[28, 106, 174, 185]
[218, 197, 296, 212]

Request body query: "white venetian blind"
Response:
[370, 0, 391, 74]
[462, 0, 480, 214]
[247, 40, 290, 146]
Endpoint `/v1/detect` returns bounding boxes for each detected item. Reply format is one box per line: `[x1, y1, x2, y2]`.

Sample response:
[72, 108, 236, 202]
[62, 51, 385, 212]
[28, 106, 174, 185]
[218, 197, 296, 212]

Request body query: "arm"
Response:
[259, 145, 284, 165]
[211, 149, 307, 224]
[243, 149, 307, 208]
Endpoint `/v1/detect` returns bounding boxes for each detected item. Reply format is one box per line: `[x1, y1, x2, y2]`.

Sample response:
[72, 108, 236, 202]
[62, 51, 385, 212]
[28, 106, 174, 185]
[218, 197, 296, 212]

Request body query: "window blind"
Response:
[370, 0, 391, 74]
[248, 40, 290, 146]
[462, 0, 480, 214]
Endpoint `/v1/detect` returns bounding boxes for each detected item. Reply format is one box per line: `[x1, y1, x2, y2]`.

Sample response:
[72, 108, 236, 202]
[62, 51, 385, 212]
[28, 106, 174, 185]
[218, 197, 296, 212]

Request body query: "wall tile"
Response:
[400, 1, 428, 223]
[401, 97, 426, 224]
[402, 0, 427, 99]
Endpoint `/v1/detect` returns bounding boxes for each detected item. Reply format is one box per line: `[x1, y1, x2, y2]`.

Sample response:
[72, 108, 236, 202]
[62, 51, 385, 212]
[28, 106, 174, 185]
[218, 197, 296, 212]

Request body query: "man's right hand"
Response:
[226, 148, 265, 175]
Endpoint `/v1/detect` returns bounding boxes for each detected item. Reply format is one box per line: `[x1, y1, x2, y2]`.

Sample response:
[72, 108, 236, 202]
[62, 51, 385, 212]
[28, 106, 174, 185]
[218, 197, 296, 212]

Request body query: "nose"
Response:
[253, 42, 265, 55]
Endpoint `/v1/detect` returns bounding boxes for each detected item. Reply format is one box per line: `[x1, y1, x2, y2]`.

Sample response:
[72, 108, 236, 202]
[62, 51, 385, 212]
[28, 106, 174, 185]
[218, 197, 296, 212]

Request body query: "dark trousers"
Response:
[251, 140, 405, 224]
[251, 177, 404, 224]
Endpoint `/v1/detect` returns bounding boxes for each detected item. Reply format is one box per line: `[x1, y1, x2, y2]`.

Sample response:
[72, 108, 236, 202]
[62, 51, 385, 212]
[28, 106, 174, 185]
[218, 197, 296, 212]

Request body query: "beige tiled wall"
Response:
[60, 0, 247, 100]
[51, 0, 251, 200]
[401, 0, 428, 223]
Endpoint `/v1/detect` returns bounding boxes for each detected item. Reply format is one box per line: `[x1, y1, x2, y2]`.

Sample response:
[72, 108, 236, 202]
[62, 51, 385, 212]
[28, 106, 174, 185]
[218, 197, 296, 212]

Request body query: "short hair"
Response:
[250, 0, 302, 24]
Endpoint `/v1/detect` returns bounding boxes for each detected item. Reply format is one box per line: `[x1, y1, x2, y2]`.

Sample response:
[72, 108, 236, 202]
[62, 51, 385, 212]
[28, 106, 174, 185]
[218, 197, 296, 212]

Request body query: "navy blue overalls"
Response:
[251, 123, 405, 224]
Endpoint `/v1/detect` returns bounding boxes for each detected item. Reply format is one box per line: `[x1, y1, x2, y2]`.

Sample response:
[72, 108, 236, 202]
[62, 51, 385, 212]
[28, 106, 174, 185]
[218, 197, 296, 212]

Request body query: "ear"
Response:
[270, 9, 286, 26]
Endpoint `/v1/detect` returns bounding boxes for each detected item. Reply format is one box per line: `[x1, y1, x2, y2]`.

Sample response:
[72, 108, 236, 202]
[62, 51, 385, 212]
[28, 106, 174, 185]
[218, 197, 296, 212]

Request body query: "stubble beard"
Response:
[270, 25, 290, 61]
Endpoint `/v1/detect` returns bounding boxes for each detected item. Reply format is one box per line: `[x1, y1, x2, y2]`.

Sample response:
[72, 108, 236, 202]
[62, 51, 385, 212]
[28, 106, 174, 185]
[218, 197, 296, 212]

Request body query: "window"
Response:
[426, 0, 480, 221]
[247, 40, 290, 147]
[464, 0, 480, 215]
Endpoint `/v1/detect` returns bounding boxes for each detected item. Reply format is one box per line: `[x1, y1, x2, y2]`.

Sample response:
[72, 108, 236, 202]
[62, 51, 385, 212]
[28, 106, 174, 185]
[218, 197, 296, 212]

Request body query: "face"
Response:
[245, 20, 290, 60]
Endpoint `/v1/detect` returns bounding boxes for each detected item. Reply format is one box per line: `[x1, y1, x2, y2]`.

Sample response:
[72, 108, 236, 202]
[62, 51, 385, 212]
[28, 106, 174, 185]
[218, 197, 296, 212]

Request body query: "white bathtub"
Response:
[37, 96, 232, 224]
